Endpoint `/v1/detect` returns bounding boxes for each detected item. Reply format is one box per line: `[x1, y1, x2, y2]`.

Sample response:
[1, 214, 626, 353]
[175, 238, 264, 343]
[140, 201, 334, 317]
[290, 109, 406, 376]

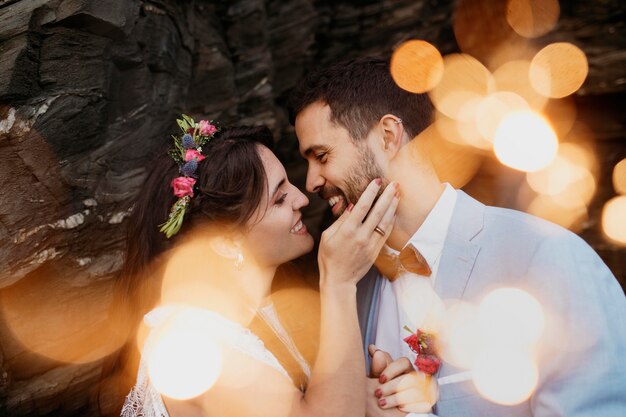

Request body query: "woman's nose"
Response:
[292, 186, 309, 210]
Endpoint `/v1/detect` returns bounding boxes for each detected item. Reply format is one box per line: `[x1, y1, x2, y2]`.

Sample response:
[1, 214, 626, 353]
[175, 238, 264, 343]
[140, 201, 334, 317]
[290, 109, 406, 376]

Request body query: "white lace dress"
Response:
[121, 306, 303, 417]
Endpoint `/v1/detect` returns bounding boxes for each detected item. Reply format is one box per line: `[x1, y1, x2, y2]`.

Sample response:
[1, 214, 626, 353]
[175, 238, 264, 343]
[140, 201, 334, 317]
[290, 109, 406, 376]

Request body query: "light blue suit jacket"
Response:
[357, 191, 626, 416]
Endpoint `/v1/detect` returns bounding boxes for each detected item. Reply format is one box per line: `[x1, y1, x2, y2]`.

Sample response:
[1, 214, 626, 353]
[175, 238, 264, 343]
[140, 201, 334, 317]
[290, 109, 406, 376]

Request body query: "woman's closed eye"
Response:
[275, 192, 288, 205]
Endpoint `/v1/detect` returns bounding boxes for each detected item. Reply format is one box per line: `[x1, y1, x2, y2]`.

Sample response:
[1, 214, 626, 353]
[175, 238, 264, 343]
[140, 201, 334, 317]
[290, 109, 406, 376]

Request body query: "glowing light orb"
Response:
[602, 196, 626, 246]
[526, 143, 595, 199]
[527, 194, 588, 231]
[492, 60, 548, 110]
[476, 92, 529, 142]
[429, 54, 493, 121]
[438, 302, 481, 369]
[417, 123, 484, 188]
[494, 110, 558, 172]
[395, 276, 445, 333]
[147, 309, 223, 400]
[479, 288, 545, 346]
[506, 0, 560, 38]
[473, 347, 539, 405]
[530, 43, 589, 98]
[613, 159, 626, 195]
[391, 40, 444, 93]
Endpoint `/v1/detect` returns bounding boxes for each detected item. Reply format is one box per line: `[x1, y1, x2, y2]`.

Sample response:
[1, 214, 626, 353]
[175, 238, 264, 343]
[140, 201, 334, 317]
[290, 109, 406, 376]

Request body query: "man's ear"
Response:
[209, 233, 244, 260]
[379, 114, 405, 157]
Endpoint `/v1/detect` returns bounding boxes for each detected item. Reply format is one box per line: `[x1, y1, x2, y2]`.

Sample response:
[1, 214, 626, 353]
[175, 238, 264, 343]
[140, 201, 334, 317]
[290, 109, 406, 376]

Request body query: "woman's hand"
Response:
[369, 346, 438, 414]
[318, 179, 400, 287]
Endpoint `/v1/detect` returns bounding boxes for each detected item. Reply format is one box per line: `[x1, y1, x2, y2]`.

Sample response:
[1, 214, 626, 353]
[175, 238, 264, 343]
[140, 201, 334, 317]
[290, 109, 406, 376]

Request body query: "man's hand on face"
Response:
[367, 345, 438, 415]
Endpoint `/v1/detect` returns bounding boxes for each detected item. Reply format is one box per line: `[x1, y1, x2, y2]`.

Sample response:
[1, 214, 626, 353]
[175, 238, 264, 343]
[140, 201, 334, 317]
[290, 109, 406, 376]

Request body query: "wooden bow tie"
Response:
[375, 245, 432, 281]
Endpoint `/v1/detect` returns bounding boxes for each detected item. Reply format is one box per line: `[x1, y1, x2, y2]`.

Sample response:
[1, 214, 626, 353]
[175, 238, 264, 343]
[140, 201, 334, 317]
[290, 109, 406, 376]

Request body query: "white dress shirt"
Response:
[374, 184, 457, 417]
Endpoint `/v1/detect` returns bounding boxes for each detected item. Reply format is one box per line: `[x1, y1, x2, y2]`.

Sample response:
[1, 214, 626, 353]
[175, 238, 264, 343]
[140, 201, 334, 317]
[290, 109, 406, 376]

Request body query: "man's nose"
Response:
[305, 164, 324, 194]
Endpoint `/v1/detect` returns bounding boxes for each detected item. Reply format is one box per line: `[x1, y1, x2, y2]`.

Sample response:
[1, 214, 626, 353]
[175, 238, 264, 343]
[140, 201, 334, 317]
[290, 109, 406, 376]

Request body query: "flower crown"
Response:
[159, 114, 220, 238]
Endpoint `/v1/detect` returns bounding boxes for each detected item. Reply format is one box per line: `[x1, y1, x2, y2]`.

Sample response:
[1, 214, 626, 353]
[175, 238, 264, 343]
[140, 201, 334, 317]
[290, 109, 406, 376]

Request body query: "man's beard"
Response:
[320, 144, 386, 216]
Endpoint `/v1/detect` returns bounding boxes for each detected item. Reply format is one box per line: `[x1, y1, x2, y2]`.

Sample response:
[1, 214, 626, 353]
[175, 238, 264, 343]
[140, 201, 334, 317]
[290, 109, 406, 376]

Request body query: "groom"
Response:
[288, 56, 626, 416]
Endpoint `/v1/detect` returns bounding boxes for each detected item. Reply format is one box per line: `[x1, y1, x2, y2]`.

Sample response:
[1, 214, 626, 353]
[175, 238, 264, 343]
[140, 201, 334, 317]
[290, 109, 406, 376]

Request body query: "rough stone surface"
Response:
[0, 0, 624, 416]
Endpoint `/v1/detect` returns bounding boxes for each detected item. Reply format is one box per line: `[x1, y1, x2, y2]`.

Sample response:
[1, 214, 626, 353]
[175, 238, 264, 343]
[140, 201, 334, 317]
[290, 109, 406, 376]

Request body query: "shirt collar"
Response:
[403, 183, 457, 271]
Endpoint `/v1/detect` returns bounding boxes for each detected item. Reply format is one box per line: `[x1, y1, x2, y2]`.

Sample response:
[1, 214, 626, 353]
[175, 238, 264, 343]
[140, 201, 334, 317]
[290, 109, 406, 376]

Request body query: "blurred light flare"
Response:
[472, 347, 539, 405]
[527, 143, 597, 200]
[0, 277, 125, 364]
[160, 234, 260, 327]
[479, 288, 545, 346]
[492, 60, 548, 110]
[527, 194, 588, 231]
[414, 123, 484, 188]
[396, 274, 445, 333]
[612, 158, 626, 195]
[434, 111, 492, 151]
[472, 288, 543, 405]
[438, 302, 481, 369]
[494, 110, 558, 172]
[476, 91, 529, 142]
[391, 40, 444, 93]
[505, 0, 560, 39]
[541, 98, 577, 140]
[602, 196, 626, 246]
[530, 43, 589, 99]
[146, 308, 223, 400]
[429, 54, 493, 121]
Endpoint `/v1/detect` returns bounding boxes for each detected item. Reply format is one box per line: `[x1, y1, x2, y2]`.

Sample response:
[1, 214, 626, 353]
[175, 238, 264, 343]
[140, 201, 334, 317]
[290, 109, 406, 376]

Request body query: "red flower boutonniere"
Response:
[403, 325, 441, 376]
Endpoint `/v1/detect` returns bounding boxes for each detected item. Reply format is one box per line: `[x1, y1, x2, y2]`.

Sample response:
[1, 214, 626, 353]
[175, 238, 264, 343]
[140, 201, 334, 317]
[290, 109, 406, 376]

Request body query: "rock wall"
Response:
[0, 0, 624, 416]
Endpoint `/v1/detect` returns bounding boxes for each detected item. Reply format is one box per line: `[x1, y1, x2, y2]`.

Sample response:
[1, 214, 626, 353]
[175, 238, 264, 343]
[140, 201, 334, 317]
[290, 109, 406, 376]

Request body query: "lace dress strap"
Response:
[121, 307, 290, 417]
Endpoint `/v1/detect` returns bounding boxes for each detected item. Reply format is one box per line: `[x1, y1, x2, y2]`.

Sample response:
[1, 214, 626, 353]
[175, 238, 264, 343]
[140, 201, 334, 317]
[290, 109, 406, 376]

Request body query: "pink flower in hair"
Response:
[198, 120, 217, 136]
[185, 149, 205, 162]
[171, 176, 196, 198]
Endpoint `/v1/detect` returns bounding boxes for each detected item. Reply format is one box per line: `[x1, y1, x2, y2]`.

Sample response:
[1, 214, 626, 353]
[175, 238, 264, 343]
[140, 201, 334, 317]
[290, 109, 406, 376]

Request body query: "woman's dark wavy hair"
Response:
[101, 125, 274, 413]
[122, 125, 274, 296]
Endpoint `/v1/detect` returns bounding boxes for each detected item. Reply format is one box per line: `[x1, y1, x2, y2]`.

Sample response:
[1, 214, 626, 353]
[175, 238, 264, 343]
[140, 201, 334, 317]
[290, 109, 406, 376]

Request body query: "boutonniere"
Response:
[403, 326, 441, 375]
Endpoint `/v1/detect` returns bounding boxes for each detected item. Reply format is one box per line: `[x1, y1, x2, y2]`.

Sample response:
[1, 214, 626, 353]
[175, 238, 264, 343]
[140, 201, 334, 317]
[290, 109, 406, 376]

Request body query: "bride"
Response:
[115, 115, 399, 417]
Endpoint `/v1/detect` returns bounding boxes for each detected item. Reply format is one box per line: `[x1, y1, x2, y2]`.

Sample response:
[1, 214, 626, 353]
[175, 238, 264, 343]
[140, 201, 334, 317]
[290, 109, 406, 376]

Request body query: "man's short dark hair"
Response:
[288, 56, 434, 141]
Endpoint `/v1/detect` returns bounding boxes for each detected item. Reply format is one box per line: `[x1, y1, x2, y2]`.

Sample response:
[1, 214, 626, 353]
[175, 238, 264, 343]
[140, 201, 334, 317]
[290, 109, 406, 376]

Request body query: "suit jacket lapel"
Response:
[435, 191, 483, 381]
[434, 191, 483, 301]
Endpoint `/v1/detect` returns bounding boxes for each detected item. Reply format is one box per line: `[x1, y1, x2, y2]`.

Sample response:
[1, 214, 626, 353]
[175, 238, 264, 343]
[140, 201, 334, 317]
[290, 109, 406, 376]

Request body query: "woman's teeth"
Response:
[290, 220, 304, 233]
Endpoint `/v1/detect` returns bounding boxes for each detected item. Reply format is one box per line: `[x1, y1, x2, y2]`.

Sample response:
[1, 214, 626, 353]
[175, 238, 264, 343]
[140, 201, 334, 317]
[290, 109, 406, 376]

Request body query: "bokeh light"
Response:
[476, 91, 529, 142]
[472, 347, 539, 405]
[530, 43, 589, 98]
[438, 302, 481, 369]
[479, 288, 545, 346]
[0, 274, 124, 364]
[429, 53, 493, 121]
[541, 98, 577, 139]
[527, 194, 588, 231]
[494, 110, 558, 172]
[527, 143, 596, 202]
[453, 0, 531, 69]
[395, 274, 445, 333]
[492, 60, 548, 110]
[416, 122, 484, 187]
[602, 196, 626, 246]
[146, 308, 223, 400]
[391, 40, 444, 93]
[471, 288, 543, 405]
[159, 233, 259, 327]
[613, 159, 626, 195]
[505, 0, 560, 39]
